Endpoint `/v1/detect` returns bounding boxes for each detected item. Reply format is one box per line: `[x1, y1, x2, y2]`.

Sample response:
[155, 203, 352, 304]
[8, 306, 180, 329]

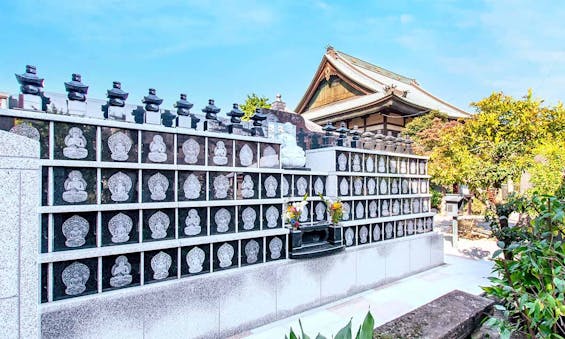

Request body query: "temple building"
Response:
[295, 46, 470, 135]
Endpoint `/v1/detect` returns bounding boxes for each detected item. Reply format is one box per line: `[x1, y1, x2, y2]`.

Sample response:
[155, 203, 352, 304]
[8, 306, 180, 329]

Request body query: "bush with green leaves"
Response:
[286, 311, 374, 339]
[482, 195, 565, 338]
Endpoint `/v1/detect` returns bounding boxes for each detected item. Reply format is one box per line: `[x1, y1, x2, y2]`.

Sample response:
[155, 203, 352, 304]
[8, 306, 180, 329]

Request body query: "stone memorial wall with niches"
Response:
[305, 147, 434, 248]
[0, 109, 289, 304]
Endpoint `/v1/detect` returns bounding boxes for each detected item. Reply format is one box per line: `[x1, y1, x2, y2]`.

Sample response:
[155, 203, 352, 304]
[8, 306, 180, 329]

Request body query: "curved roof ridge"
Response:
[335, 50, 417, 85]
[410, 83, 470, 116]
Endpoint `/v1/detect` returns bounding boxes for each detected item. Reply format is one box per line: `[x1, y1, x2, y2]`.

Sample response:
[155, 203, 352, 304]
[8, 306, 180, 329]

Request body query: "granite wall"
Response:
[0, 130, 41, 339]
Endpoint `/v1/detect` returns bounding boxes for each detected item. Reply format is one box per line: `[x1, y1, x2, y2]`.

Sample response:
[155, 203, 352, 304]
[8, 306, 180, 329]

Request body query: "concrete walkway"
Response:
[236, 252, 494, 339]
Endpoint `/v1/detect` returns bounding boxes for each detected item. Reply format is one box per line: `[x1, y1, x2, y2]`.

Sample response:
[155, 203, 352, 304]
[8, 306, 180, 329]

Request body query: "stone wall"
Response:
[0, 130, 40, 339]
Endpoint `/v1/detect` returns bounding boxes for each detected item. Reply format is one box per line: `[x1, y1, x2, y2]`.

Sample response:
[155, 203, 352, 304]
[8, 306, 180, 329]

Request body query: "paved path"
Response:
[235, 252, 494, 339]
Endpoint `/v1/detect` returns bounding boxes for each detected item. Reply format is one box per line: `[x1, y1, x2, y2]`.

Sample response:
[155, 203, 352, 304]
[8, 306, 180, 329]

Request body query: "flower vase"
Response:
[290, 228, 303, 250]
[328, 223, 342, 245]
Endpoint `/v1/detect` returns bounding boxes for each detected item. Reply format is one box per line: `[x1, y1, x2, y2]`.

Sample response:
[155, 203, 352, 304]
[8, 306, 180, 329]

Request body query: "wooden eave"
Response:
[295, 56, 374, 114]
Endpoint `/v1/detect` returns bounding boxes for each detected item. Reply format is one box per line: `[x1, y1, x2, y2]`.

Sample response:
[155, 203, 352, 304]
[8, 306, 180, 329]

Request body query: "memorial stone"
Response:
[175, 93, 194, 128]
[322, 121, 336, 147]
[227, 103, 247, 135]
[15, 65, 49, 111]
[336, 122, 349, 147]
[202, 99, 226, 132]
[64, 73, 89, 116]
[143, 88, 163, 125]
[349, 125, 361, 148]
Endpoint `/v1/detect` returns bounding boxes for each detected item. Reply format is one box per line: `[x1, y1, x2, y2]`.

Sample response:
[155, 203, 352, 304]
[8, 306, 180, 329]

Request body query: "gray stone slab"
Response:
[0, 130, 39, 158]
[384, 240, 410, 281]
[276, 259, 322, 318]
[0, 297, 18, 339]
[430, 233, 445, 267]
[320, 251, 357, 304]
[0, 169, 19, 299]
[219, 265, 278, 337]
[355, 246, 386, 291]
[409, 236, 432, 273]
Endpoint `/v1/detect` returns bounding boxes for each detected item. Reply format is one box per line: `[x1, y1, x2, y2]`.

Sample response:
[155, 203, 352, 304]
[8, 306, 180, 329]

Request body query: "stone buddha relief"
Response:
[354, 178, 363, 195]
[239, 144, 253, 167]
[213, 174, 230, 199]
[426, 218, 433, 231]
[403, 199, 411, 214]
[366, 156, 374, 172]
[261, 145, 279, 167]
[402, 178, 409, 194]
[183, 174, 201, 200]
[400, 158, 407, 173]
[264, 175, 278, 198]
[241, 207, 256, 230]
[315, 202, 325, 221]
[377, 156, 386, 173]
[392, 200, 400, 215]
[314, 177, 324, 195]
[282, 176, 290, 196]
[269, 237, 283, 259]
[184, 209, 201, 236]
[339, 178, 349, 196]
[182, 138, 199, 164]
[148, 135, 167, 163]
[419, 161, 426, 174]
[296, 177, 308, 196]
[373, 225, 381, 241]
[186, 247, 205, 274]
[62, 262, 90, 296]
[9, 123, 40, 141]
[108, 131, 132, 161]
[63, 127, 88, 159]
[380, 178, 388, 195]
[359, 226, 368, 244]
[342, 202, 350, 221]
[385, 222, 394, 239]
[397, 221, 405, 237]
[356, 201, 364, 219]
[108, 172, 132, 202]
[62, 215, 89, 247]
[215, 208, 231, 233]
[420, 180, 428, 193]
[62, 170, 88, 203]
[151, 251, 172, 280]
[417, 219, 424, 233]
[148, 172, 168, 201]
[410, 159, 417, 174]
[218, 243, 234, 268]
[367, 178, 376, 195]
[245, 240, 260, 264]
[266, 206, 279, 228]
[381, 200, 389, 216]
[299, 204, 309, 222]
[213, 140, 228, 165]
[412, 199, 420, 213]
[369, 201, 377, 218]
[337, 153, 348, 171]
[411, 179, 419, 194]
[345, 228, 354, 246]
[391, 178, 399, 195]
[422, 199, 429, 212]
[407, 220, 415, 234]
[352, 154, 361, 172]
[241, 175, 255, 198]
[389, 157, 397, 173]
[109, 255, 133, 288]
[148, 211, 169, 239]
[108, 213, 133, 243]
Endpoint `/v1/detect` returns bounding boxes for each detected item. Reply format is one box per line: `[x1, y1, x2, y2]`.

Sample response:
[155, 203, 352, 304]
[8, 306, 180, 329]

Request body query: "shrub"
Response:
[286, 311, 374, 339]
[431, 188, 442, 210]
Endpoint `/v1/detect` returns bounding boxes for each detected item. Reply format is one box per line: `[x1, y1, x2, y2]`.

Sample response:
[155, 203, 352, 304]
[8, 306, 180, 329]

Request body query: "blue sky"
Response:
[1, 0, 564, 115]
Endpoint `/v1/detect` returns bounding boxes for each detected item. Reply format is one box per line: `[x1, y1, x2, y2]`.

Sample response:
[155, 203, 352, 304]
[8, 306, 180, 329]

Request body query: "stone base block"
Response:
[67, 100, 86, 116]
[20, 94, 42, 111]
[204, 120, 227, 133]
[107, 106, 126, 121]
[145, 112, 161, 125]
[176, 115, 192, 129]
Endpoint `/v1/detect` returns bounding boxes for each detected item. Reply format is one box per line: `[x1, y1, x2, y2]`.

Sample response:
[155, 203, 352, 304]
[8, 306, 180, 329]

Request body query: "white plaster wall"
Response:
[0, 130, 40, 339]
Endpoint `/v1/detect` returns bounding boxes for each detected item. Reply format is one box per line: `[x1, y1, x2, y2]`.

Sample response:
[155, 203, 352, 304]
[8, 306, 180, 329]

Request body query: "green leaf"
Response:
[315, 334, 328, 339]
[554, 277, 565, 292]
[289, 327, 298, 339]
[334, 319, 352, 339]
[497, 241, 506, 249]
[492, 249, 503, 258]
[299, 319, 311, 339]
[355, 311, 374, 339]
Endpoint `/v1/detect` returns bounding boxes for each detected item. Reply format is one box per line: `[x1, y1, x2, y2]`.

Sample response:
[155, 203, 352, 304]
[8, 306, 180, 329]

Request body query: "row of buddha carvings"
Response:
[44, 236, 285, 301]
[343, 217, 434, 247]
[337, 197, 431, 222]
[337, 176, 429, 196]
[335, 151, 427, 174]
[13, 65, 270, 134]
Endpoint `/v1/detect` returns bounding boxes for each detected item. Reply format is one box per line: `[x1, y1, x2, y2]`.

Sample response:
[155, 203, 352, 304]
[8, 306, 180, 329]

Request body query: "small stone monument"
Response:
[384, 133, 396, 152]
[15, 65, 49, 111]
[336, 122, 349, 147]
[64, 73, 89, 116]
[143, 88, 163, 125]
[361, 130, 375, 149]
[226, 103, 246, 135]
[322, 121, 336, 147]
[349, 125, 361, 148]
[270, 93, 286, 111]
[250, 108, 266, 137]
[395, 136, 405, 153]
[106, 81, 129, 121]
[175, 93, 194, 129]
[374, 132, 385, 150]
[405, 138, 414, 154]
[203, 99, 226, 132]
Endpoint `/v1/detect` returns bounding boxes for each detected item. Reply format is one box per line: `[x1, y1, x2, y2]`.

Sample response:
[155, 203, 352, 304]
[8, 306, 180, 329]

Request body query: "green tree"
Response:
[240, 93, 271, 121]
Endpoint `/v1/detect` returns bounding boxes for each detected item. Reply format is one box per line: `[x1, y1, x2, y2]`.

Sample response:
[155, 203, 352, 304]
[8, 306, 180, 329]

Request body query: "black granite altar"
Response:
[335, 151, 349, 172]
[101, 169, 138, 204]
[144, 248, 178, 284]
[236, 172, 259, 200]
[259, 143, 280, 168]
[0, 117, 50, 158]
[101, 127, 138, 163]
[212, 241, 239, 271]
[178, 171, 206, 201]
[288, 222, 344, 259]
[177, 135, 205, 165]
[141, 170, 174, 203]
[178, 207, 207, 238]
[53, 212, 97, 252]
[237, 205, 260, 232]
[262, 204, 281, 229]
[235, 140, 257, 167]
[53, 123, 96, 161]
[41, 263, 48, 303]
[52, 258, 98, 301]
[142, 209, 175, 242]
[266, 236, 285, 262]
[260, 173, 281, 199]
[208, 138, 233, 167]
[282, 174, 292, 197]
[141, 131, 174, 164]
[181, 244, 210, 277]
[102, 252, 141, 291]
[241, 237, 264, 266]
[41, 214, 48, 253]
[101, 210, 139, 246]
[210, 206, 235, 235]
[209, 171, 235, 200]
[53, 167, 97, 205]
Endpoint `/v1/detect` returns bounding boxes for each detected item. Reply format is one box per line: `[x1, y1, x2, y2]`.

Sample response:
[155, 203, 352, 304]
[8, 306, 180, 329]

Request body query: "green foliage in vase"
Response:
[286, 311, 374, 339]
[240, 93, 271, 121]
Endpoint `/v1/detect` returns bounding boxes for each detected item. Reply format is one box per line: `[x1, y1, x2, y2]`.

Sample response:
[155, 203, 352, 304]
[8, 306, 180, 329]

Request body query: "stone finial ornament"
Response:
[384, 133, 396, 152]
[64, 73, 89, 101]
[349, 125, 361, 148]
[202, 99, 220, 120]
[336, 122, 349, 146]
[15, 65, 44, 95]
[394, 136, 405, 153]
[270, 93, 287, 111]
[374, 132, 385, 150]
[322, 121, 336, 135]
[142, 88, 163, 112]
[175, 93, 193, 116]
[361, 131, 375, 149]
[227, 103, 244, 123]
[404, 138, 414, 154]
[107, 81, 129, 107]
[250, 108, 267, 136]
